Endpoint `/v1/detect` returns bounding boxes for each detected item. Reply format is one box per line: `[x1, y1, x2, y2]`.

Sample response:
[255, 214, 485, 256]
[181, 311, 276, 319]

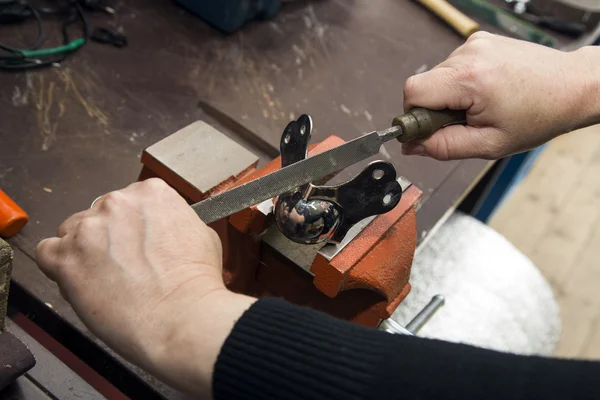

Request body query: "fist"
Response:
[402, 32, 600, 160]
[36, 178, 226, 394]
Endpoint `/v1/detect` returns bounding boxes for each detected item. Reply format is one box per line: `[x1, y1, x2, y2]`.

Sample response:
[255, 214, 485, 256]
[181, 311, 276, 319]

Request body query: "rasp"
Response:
[192, 108, 466, 224]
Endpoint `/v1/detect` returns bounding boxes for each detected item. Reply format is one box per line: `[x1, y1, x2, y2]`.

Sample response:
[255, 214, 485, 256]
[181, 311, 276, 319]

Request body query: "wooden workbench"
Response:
[0, 0, 533, 397]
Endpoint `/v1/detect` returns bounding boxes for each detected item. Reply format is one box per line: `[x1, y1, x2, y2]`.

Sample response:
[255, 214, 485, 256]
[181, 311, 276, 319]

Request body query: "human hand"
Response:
[402, 32, 600, 160]
[35, 178, 256, 396]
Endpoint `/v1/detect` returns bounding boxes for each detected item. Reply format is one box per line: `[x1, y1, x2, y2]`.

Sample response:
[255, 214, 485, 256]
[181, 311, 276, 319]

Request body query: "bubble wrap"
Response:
[391, 211, 561, 356]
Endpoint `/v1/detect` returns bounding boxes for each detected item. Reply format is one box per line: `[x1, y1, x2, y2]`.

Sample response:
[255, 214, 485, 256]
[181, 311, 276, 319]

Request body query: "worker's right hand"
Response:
[402, 32, 600, 160]
[35, 178, 256, 397]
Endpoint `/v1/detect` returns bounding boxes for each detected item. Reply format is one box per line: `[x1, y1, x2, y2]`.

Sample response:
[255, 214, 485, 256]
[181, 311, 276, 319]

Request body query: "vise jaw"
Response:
[138, 120, 422, 327]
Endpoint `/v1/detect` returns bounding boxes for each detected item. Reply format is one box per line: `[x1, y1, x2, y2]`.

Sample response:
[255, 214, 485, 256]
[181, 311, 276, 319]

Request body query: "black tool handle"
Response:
[392, 108, 467, 143]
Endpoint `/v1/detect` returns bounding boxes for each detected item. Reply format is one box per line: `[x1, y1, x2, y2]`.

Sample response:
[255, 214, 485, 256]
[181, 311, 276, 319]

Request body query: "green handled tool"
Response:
[192, 108, 466, 224]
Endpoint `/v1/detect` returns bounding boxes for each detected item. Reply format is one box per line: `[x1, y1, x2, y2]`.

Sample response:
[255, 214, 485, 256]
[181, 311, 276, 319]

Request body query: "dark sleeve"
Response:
[213, 298, 600, 400]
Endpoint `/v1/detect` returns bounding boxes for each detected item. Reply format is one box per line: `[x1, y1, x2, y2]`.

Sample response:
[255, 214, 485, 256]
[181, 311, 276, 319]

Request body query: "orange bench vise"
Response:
[138, 120, 422, 327]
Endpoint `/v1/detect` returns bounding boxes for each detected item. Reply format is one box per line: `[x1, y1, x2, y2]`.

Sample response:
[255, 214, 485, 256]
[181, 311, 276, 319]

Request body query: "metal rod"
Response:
[405, 294, 445, 334]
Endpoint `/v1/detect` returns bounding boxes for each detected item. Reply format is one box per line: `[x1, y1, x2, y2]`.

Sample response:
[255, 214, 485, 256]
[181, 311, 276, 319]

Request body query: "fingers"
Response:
[404, 66, 476, 112]
[401, 125, 501, 161]
[403, 34, 500, 112]
[123, 178, 169, 195]
[36, 237, 63, 282]
[127, 178, 199, 219]
[122, 178, 185, 206]
[58, 191, 110, 238]
[57, 211, 88, 237]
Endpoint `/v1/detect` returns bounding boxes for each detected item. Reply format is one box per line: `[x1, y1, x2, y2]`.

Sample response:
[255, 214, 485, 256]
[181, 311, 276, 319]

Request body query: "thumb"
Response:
[401, 125, 500, 161]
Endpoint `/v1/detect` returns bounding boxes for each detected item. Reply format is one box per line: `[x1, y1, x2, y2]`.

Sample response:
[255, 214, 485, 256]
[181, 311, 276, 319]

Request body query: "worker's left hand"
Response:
[35, 178, 256, 396]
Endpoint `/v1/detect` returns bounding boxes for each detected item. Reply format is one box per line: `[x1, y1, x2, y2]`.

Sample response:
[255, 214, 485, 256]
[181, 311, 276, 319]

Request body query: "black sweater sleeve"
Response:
[213, 298, 600, 400]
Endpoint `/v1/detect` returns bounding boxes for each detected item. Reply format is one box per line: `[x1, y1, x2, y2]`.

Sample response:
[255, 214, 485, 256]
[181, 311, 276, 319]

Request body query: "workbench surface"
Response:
[0, 0, 512, 397]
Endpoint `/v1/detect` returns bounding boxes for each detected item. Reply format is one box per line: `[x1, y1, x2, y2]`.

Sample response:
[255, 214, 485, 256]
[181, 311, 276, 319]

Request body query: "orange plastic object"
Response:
[0, 189, 28, 238]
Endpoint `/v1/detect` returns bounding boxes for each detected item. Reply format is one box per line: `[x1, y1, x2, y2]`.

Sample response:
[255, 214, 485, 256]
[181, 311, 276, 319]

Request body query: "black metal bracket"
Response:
[274, 114, 402, 244]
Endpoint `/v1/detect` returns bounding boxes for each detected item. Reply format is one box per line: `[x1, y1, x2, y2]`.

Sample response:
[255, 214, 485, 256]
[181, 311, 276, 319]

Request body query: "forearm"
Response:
[520, 45, 600, 140]
[568, 46, 600, 132]
[213, 298, 600, 400]
[145, 290, 257, 397]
